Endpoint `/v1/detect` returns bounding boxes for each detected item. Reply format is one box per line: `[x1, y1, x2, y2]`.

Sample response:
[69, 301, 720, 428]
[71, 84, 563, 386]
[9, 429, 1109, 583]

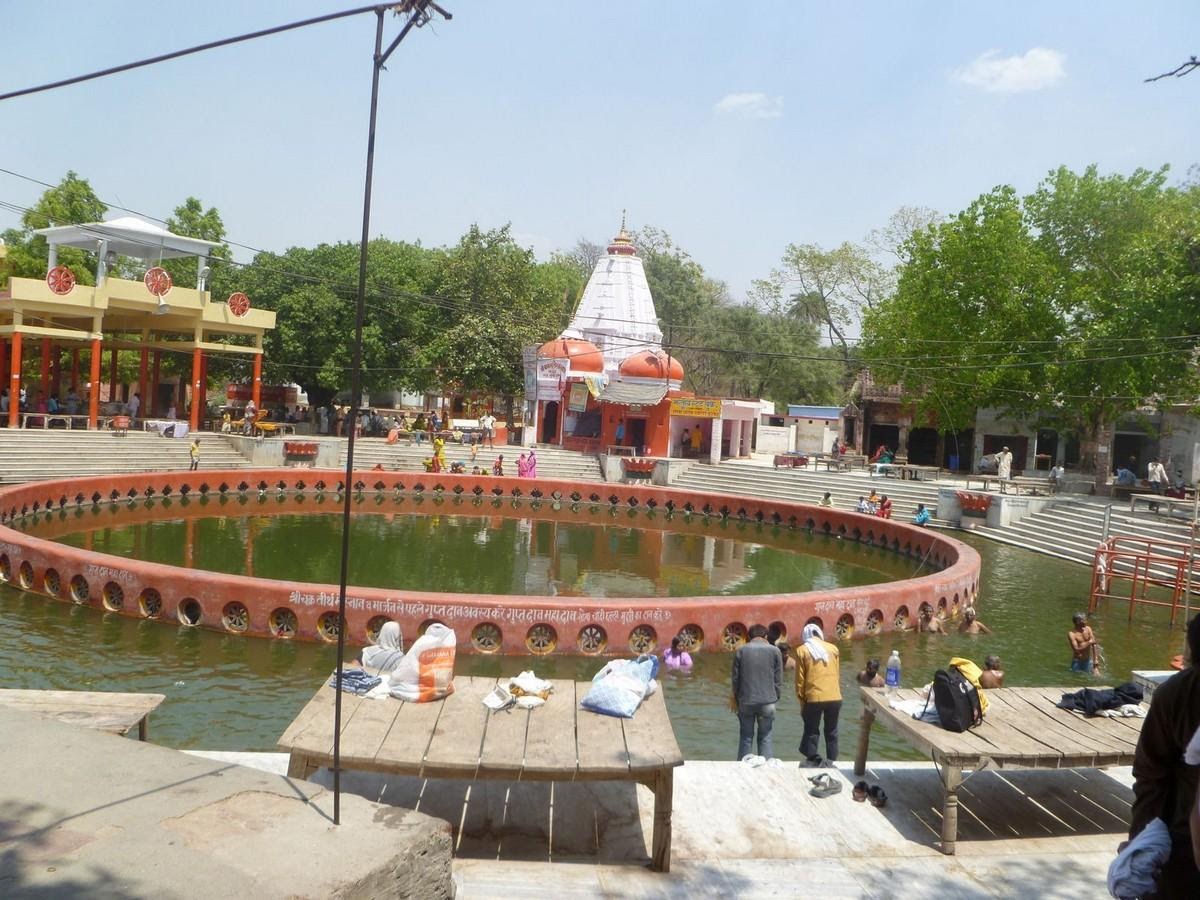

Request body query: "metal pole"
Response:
[331, 0, 444, 828]
[1183, 487, 1199, 644]
[333, 7, 385, 828]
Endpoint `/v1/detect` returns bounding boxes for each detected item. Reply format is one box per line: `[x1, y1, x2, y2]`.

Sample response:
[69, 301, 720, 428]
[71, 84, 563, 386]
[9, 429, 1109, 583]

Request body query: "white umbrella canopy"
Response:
[34, 216, 220, 260]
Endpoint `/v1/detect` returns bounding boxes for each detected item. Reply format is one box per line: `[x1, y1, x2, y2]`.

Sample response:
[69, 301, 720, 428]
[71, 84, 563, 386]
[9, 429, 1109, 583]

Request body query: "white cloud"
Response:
[953, 47, 1066, 93]
[713, 92, 784, 119]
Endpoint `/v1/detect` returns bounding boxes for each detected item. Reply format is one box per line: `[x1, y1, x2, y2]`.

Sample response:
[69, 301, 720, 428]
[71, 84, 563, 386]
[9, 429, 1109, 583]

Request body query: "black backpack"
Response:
[924, 668, 983, 732]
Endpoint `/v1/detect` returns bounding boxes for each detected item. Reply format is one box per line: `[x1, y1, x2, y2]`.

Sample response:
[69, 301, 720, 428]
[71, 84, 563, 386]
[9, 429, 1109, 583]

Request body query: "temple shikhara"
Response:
[524, 220, 760, 460]
[0, 217, 275, 431]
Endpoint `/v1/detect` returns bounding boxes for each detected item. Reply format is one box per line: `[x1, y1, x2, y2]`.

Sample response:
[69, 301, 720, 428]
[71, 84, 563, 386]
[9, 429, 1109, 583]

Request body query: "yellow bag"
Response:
[949, 657, 990, 714]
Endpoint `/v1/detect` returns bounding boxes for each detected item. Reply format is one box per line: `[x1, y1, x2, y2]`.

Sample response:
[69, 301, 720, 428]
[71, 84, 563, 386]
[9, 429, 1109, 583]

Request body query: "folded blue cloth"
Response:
[329, 669, 382, 695]
[1108, 817, 1171, 899]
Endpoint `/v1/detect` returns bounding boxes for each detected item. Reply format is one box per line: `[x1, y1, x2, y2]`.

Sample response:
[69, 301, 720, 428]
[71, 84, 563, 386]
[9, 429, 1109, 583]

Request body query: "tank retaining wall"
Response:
[0, 469, 982, 656]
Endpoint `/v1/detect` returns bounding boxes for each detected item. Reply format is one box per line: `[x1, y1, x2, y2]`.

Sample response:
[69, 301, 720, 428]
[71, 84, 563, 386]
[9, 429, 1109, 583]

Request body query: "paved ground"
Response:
[0, 709, 454, 899]
[193, 752, 1128, 899]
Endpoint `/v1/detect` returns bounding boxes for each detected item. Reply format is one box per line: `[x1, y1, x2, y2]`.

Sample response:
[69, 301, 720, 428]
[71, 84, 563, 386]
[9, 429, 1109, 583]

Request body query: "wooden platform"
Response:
[854, 686, 1143, 854]
[0, 688, 165, 740]
[278, 676, 684, 871]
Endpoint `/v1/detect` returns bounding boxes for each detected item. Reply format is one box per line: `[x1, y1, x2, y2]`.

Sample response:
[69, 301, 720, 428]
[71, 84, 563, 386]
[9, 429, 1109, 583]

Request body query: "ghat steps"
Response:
[671, 460, 943, 522]
[981, 495, 1194, 568]
[0, 429, 249, 483]
[344, 440, 605, 482]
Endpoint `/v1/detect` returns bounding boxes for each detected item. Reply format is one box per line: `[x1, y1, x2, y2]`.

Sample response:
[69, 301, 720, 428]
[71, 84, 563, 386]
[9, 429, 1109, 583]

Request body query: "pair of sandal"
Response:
[808, 773, 842, 798]
[852, 780, 888, 807]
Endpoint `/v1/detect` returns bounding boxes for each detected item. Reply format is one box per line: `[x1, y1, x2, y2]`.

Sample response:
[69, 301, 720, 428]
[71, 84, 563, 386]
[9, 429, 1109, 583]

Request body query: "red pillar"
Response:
[39, 338, 51, 405]
[252, 353, 262, 412]
[70, 349, 80, 393]
[150, 350, 161, 417]
[138, 347, 149, 417]
[88, 339, 101, 429]
[189, 348, 202, 432]
[0, 340, 7, 418]
[50, 345, 62, 401]
[199, 353, 209, 430]
[109, 346, 119, 403]
[8, 332, 21, 428]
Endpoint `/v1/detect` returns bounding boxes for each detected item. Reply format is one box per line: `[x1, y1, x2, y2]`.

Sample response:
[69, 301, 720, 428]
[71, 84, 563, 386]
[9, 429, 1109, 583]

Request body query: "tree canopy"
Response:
[860, 164, 1200, 484]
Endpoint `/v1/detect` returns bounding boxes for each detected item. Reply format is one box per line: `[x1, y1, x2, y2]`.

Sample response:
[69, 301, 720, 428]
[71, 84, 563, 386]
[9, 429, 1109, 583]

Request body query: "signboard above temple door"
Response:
[670, 398, 721, 418]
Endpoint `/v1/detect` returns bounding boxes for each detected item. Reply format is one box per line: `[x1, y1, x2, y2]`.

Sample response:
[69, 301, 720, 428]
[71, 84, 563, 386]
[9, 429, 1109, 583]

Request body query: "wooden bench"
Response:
[772, 453, 808, 468]
[854, 685, 1144, 855]
[1129, 492, 1192, 516]
[0, 688, 165, 741]
[1110, 483, 1141, 501]
[607, 445, 636, 456]
[279, 676, 684, 871]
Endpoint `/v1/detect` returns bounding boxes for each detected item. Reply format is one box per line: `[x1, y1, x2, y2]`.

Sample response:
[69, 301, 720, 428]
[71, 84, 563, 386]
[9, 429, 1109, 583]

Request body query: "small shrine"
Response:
[524, 219, 759, 459]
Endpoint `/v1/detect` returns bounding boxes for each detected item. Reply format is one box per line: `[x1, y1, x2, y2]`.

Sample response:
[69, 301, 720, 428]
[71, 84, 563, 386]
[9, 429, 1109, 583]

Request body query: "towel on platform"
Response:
[890, 697, 941, 724]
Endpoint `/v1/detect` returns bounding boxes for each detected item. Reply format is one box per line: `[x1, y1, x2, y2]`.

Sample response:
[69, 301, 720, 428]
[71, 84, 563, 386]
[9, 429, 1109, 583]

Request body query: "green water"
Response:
[0, 504, 1184, 760]
[39, 498, 922, 597]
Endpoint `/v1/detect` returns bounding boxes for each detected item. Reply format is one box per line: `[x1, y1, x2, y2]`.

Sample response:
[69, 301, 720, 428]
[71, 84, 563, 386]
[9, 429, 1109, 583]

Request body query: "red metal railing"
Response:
[1089, 535, 1200, 624]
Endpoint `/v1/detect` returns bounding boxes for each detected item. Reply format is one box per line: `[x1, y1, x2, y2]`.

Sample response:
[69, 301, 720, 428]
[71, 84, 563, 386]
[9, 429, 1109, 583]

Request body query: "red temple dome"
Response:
[537, 337, 604, 373]
[619, 349, 684, 381]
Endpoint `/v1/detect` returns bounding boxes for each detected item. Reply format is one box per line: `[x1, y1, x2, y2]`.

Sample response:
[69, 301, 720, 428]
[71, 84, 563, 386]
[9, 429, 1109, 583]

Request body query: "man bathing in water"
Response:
[958, 607, 991, 635]
[917, 605, 945, 634]
[857, 658, 885, 687]
[979, 655, 1005, 689]
[1069, 613, 1101, 674]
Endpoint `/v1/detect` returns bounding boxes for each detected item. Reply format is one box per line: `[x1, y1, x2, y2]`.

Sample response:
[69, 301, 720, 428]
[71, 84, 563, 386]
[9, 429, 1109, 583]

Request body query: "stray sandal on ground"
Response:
[809, 773, 843, 798]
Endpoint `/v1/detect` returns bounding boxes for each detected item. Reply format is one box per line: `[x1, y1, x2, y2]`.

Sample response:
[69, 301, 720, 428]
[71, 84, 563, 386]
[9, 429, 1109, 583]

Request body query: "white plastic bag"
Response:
[580, 655, 658, 718]
[388, 623, 457, 702]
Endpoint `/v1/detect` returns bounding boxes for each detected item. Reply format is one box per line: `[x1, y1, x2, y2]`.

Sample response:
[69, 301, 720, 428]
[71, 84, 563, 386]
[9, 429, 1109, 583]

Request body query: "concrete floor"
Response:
[193, 752, 1129, 899]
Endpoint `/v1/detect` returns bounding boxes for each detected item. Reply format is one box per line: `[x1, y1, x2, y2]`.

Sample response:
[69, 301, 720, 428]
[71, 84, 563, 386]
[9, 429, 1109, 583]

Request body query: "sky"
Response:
[0, 2, 1197, 304]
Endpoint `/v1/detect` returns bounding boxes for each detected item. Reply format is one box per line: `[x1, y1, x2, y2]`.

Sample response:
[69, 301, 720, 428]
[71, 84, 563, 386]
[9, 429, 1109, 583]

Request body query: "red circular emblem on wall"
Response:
[227, 292, 251, 317]
[144, 266, 173, 297]
[46, 265, 76, 295]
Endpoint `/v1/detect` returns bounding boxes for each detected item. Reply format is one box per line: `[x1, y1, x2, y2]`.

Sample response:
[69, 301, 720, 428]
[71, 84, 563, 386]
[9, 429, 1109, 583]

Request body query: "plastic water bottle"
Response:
[885, 650, 902, 691]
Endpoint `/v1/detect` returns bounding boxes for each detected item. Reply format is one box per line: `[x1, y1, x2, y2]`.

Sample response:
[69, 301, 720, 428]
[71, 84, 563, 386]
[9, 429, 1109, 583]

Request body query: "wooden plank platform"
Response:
[0, 688, 165, 740]
[853, 686, 1145, 855]
[278, 676, 684, 871]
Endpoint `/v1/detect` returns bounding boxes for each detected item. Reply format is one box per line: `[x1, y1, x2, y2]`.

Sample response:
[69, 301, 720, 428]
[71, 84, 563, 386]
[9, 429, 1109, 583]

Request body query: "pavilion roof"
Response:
[34, 216, 221, 260]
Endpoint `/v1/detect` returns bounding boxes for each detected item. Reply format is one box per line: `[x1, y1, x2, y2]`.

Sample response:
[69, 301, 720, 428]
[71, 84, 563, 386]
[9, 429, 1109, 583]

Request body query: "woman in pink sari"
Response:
[516, 452, 529, 477]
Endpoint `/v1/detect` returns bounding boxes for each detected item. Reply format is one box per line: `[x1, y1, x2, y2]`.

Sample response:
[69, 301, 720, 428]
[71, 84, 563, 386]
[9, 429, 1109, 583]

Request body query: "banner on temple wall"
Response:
[669, 397, 722, 418]
[568, 382, 589, 412]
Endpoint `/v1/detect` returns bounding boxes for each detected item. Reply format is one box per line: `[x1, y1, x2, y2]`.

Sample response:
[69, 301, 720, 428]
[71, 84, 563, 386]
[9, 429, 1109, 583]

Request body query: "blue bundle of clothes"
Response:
[329, 669, 382, 695]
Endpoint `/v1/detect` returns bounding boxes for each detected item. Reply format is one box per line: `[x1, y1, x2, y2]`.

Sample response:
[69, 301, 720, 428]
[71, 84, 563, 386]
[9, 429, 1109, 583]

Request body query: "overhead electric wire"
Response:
[0, 5, 391, 103]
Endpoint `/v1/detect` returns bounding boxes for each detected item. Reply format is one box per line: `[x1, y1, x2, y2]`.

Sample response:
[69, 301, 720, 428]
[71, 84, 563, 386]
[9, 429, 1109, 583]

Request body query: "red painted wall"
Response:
[0, 469, 981, 656]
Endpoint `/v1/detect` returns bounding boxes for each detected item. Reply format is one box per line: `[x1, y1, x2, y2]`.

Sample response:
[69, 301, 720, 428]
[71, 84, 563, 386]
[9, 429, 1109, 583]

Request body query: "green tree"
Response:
[420, 225, 577, 421]
[223, 238, 439, 409]
[861, 166, 1200, 488]
[162, 197, 231, 289]
[766, 241, 889, 373]
[1, 171, 107, 284]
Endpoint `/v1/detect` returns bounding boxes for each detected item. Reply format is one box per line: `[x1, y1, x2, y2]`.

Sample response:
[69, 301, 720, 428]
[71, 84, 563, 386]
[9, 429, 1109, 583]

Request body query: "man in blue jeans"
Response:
[731, 623, 782, 760]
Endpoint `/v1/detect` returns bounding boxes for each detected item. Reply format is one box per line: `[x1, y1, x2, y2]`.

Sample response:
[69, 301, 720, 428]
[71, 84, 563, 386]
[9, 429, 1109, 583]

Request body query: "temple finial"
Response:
[620, 209, 627, 233]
